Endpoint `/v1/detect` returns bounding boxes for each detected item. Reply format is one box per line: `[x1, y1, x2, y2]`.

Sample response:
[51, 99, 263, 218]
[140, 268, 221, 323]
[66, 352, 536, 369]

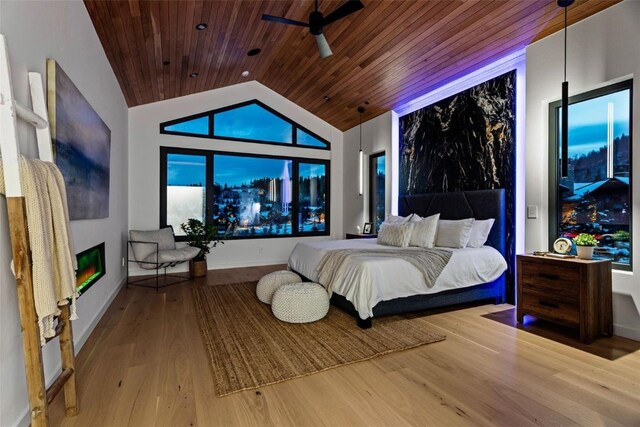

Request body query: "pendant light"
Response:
[559, 0, 574, 178]
[358, 106, 365, 196]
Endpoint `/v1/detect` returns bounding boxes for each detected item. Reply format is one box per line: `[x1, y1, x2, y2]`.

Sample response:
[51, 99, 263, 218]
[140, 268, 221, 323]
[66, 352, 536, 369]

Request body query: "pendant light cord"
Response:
[359, 111, 362, 151]
[564, 5, 567, 82]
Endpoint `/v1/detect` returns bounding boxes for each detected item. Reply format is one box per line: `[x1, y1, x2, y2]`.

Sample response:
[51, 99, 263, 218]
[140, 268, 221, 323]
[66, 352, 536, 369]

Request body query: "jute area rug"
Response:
[193, 281, 446, 397]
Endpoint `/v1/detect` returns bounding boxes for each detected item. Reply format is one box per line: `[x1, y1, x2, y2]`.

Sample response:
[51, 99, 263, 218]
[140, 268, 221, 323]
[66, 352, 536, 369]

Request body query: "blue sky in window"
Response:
[376, 155, 385, 175]
[297, 129, 327, 147]
[167, 154, 206, 186]
[562, 89, 630, 158]
[214, 155, 291, 187]
[214, 104, 292, 143]
[299, 163, 325, 178]
[164, 116, 209, 135]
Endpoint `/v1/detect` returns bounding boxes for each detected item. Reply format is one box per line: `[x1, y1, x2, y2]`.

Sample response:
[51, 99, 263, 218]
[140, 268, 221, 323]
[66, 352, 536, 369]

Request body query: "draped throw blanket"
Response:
[0, 156, 78, 345]
[317, 248, 452, 296]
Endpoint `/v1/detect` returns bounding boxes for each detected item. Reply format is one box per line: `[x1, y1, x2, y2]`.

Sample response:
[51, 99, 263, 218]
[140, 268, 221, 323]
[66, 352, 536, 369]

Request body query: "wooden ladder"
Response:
[0, 34, 78, 426]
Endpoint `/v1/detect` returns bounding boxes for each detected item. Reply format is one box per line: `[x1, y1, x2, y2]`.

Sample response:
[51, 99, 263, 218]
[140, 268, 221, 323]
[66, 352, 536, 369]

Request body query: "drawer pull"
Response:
[538, 273, 559, 280]
[539, 300, 559, 309]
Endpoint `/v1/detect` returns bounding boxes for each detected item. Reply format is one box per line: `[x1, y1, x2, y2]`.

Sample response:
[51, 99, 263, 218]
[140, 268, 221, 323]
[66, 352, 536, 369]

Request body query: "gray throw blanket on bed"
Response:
[317, 248, 452, 292]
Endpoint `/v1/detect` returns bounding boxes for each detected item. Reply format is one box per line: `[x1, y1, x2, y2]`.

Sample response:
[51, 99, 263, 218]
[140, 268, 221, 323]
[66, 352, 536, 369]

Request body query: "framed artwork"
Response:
[363, 222, 372, 234]
[47, 59, 111, 220]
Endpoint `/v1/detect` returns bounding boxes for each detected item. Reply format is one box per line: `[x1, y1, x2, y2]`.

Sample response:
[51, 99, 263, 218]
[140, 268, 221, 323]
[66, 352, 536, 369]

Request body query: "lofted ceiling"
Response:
[84, 0, 619, 131]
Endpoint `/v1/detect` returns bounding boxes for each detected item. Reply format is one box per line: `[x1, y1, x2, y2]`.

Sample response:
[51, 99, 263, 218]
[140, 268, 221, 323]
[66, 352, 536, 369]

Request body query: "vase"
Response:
[576, 246, 594, 260]
[190, 259, 208, 277]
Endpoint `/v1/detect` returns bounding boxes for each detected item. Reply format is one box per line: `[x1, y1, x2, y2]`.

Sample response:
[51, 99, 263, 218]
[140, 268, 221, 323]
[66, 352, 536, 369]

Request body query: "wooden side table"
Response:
[516, 254, 612, 344]
[345, 233, 378, 240]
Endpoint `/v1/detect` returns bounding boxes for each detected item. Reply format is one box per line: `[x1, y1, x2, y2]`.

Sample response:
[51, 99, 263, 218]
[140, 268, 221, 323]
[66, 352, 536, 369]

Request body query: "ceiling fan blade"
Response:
[261, 14, 309, 27]
[322, 0, 364, 26]
[314, 33, 333, 58]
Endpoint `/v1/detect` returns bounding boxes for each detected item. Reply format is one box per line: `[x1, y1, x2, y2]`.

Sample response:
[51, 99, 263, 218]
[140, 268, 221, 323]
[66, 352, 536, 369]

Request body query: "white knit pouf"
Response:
[256, 270, 302, 304]
[271, 282, 330, 323]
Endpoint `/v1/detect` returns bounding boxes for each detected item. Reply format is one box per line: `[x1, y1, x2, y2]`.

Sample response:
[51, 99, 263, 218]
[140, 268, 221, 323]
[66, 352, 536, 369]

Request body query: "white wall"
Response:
[525, 1, 640, 340]
[0, 2, 129, 426]
[128, 81, 343, 271]
[342, 111, 394, 234]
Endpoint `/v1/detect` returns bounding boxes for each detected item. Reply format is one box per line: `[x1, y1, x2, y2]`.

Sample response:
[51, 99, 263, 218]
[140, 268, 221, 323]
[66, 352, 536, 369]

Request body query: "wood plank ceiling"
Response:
[85, 0, 619, 131]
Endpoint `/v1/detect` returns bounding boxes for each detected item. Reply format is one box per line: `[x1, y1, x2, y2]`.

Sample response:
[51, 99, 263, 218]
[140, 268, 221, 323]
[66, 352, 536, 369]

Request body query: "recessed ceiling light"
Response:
[241, 70, 250, 78]
[247, 48, 261, 57]
[195, 23, 208, 30]
[190, 72, 198, 78]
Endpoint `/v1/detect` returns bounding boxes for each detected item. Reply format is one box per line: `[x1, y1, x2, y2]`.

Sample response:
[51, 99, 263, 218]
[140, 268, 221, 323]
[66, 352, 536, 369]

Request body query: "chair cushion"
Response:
[256, 270, 302, 304]
[271, 282, 329, 323]
[140, 246, 200, 269]
[129, 227, 176, 262]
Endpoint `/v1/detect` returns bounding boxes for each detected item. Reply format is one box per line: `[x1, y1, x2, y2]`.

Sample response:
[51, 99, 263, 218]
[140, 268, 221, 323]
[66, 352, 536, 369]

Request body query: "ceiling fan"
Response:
[261, 0, 365, 59]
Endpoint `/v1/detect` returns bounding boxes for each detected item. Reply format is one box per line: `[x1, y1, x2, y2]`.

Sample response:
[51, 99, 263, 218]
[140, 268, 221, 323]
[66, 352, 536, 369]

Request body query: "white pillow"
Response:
[409, 213, 423, 222]
[386, 214, 412, 224]
[467, 218, 495, 248]
[378, 222, 414, 247]
[435, 219, 475, 248]
[409, 213, 440, 248]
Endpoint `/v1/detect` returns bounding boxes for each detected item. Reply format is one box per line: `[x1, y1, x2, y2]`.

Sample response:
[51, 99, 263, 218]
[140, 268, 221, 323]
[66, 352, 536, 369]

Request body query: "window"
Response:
[165, 153, 207, 235]
[160, 100, 329, 149]
[549, 80, 632, 268]
[214, 103, 292, 144]
[161, 148, 329, 239]
[369, 152, 386, 232]
[298, 162, 327, 233]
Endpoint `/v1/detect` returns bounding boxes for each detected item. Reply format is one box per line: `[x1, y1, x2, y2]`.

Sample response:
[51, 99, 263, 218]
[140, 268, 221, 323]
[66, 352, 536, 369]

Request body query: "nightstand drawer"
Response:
[520, 291, 579, 326]
[519, 260, 580, 295]
[517, 254, 612, 344]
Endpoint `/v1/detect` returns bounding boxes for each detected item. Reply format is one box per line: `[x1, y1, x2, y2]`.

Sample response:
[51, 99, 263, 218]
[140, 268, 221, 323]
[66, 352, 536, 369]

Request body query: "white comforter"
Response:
[288, 239, 507, 320]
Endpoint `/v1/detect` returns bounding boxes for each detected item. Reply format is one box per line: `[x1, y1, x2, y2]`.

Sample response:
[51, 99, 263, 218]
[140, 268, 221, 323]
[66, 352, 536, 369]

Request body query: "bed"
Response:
[288, 189, 508, 328]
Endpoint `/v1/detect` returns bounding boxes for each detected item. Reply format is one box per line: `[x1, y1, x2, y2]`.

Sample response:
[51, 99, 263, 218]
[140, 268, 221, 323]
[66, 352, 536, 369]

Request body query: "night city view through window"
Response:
[165, 151, 327, 239]
[213, 155, 295, 237]
[555, 84, 631, 265]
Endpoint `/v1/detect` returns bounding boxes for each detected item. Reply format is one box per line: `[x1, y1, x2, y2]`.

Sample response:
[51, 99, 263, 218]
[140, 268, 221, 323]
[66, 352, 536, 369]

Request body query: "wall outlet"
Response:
[121, 256, 125, 268]
[527, 205, 538, 219]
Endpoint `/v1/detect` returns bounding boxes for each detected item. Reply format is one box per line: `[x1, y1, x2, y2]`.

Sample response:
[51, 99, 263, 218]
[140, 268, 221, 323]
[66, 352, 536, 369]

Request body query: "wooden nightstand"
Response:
[345, 233, 377, 240]
[516, 254, 612, 344]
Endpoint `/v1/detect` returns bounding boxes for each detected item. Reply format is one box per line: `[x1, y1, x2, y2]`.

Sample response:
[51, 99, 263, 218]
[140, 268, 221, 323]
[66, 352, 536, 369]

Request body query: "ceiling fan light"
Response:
[314, 34, 333, 58]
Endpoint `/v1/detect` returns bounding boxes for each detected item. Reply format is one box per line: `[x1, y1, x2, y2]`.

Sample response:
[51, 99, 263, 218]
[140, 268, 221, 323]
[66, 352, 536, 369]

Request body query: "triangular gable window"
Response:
[214, 103, 292, 144]
[159, 100, 329, 149]
[297, 128, 328, 148]
[162, 114, 209, 136]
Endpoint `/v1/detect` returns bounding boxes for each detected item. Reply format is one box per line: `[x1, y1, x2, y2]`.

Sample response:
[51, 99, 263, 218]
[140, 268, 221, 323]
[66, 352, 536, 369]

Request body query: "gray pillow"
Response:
[378, 222, 414, 247]
[129, 227, 176, 262]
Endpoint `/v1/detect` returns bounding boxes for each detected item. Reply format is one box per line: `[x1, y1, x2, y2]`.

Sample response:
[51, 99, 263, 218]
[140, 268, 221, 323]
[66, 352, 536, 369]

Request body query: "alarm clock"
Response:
[553, 237, 573, 254]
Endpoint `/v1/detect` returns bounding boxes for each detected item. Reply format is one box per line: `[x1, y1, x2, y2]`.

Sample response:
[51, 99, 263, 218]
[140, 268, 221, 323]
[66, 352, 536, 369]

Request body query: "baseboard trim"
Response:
[128, 259, 289, 276]
[614, 324, 640, 342]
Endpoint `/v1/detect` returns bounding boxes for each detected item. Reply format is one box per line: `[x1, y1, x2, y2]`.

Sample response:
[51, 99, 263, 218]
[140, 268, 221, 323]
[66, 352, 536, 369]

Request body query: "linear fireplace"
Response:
[76, 242, 105, 295]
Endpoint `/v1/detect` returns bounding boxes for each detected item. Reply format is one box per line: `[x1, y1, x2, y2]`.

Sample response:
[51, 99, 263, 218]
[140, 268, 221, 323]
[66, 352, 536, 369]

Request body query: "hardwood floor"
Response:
[49, 265, 640, 426]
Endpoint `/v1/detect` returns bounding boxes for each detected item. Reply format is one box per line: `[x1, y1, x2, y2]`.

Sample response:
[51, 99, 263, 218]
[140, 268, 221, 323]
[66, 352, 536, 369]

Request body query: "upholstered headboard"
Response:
[398, 189, 506, 258]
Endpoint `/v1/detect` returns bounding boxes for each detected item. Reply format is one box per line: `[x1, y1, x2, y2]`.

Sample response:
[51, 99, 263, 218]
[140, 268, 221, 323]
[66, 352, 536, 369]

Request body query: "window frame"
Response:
[160, 146, 330, 241]
[159, 100, 330, 150]
[548, 79, 633, 271]
[369, 151, 386, 233]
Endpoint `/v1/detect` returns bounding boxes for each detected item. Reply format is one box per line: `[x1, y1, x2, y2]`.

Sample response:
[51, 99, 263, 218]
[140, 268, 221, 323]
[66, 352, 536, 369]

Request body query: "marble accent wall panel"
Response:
[399, 70, 516, 300]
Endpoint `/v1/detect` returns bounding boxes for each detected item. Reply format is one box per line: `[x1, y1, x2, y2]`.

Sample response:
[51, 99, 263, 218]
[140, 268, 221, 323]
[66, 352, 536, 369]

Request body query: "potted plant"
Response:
[180, 218, 224, 277]
[572, 233, 598, 260]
